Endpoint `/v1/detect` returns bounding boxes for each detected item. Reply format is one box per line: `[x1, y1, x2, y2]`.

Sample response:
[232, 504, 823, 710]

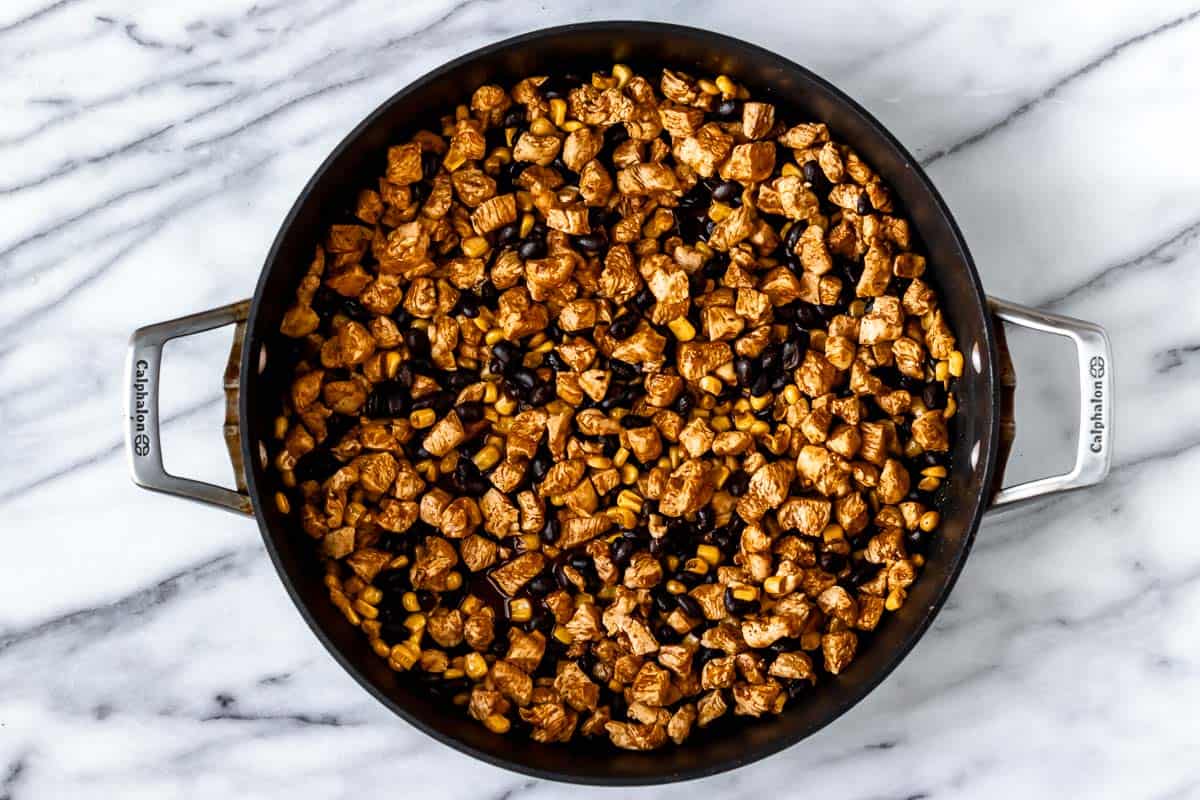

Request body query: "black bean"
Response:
[714, 98, 741, 120]
[415, 590, 437, 612]
[404, 328, 431, 358]
[496, 222, 520, 248]
[608, 312, 639, 340]
[603, 123, 629, 149]
[676, 594, 703, 619]
[922, 382, 946, 409]
[630, 287, 655, 313]
[517, 238, 547, 260]
[554, 562, 574, 591]
[620, 414, 652, 429]
[652, 589, 675, 615]
[923, 450, 947, 467]
[734, 356, 757, 388]
[802, 160, 830, 194]
[455, 401, 485, 424]
[725, 469, 750, 497]
[502, 106, 525, 129]
[479, 280, 499, 307]
[539, 515, 560, 544]
[544, 351, 569, 372]
[445, 369, 476, 393]
[794, 302, 823, 329]
[678, 183, 710, 208]
[527, 573, 554, 597]
[751, 371, 770, 397]
[848, 560, 884, 588]
[818, 550, 846, 573]
[711, 180, 741, 202]
[457, 292, 480, 318]
[530, 447, 554, 483]
[292, 449, 341, 483]
[609, 358, 640, 381]
[421, 150, 441, 182]
[905, 528, 927, 554]
[610, 537, 635, 568]
[575, 233, 606, 254]
[491, 340, 521, 370]
[781, 338, 802, 371]
[528, 381, 556, 407]
[673, 391, 693, 415]
[695, 507, 715, 532]
[857, 192, 874, 216]
[784, 220, 807, 254]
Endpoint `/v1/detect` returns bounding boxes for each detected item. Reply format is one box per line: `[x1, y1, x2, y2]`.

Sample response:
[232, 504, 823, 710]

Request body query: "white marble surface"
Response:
[2, 0, 1199, 797]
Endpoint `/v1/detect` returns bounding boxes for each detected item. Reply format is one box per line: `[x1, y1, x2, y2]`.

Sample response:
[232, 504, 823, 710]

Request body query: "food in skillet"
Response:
[271, 64, 960, 749]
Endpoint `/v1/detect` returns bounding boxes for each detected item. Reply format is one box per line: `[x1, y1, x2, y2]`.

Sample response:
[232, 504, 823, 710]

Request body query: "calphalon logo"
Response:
[132, 359, 151, 457]
[1087, 356, 1106, 453]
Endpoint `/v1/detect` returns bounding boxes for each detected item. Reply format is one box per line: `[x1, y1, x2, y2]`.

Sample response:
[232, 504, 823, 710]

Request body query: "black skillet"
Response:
[124, 22, 1113, 785]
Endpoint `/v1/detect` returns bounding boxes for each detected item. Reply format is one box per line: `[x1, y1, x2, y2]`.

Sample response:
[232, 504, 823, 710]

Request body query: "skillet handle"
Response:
[984, 297, 1113, 512]
[125, 300, 254, 515]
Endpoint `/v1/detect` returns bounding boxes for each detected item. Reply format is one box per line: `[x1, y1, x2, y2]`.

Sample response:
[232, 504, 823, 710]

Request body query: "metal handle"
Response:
[985, 297, 1113, 511]
[125, 300, 254, 515]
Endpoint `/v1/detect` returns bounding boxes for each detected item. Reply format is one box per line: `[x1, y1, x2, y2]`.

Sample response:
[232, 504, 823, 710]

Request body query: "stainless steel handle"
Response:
[986, 297, 1113, 511]
[125, 300, 254, 515]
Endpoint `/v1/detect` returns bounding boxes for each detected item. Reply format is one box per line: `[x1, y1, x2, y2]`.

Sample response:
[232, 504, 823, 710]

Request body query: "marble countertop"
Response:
[3, 0, 1199, 797]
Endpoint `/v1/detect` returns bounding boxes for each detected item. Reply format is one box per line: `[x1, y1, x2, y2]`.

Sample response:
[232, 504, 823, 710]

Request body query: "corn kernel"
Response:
[371, 638, 391, 658]
[944, 394, 958, 419]
[518, 212, 535, 239]
[410, 408, 436, 429]
[749, 420, 771, 436]
[620, 463, 638, 484]
[711, 464, 731, 489]
[711, 415, 732, 432]
[734, 413, 755, 432]
[780, 161, 802, 178]
[444, 571, 463, 591]
[921, 465, 948, 479]
[698, 78, 720, 95]
[481, 712, 511, 733]
[405, 613, 426, 633]
[749, 394, 772, 412]
[822, 524, 845, 543]
[612, 63, 633, 88]
[553, 625, 573, 645]
[549, 98, 568, 127]
[390, 641, 420, 671]
[605, 506, 637, 529]
[273, 415, 288, 439]
[484, 328, 505, 346]
[666, 555, 680, 571]
[885, 588, 906, 612]
[699, 375, 723, 395]
[461, 595, 482, 615]
[561, 119, 584, 132]
[280, 469, 296, 488]
[402, 591, 421, 613]
[462, 235, 489, 258]
[491, 146, 512, 164]
[697, 544, 722, 566]
[903, 438, 923, 459]
[495, 394, 517, 415]
[935, 361, 950, 382]
[465, 652, 488, 679]
[352, 599, 379, 619]
[665, 579, 687, 595]
[520, 533, 541, 551]
[617, 489, 643, 513]
[849, 299, 867, 318]
[274, 491, 291, 515]
[668, 317, 696, 342]
[361, 586, 383, 605]
[918, 476, 940, 492]
[782, 385, 802, 405]
[442, 149, 467, 171]
[473, 445, 501, 471]
[530, 116, 556, 136]
[715, 74, 737, 96]
[509, 598, 533, 622]
[708, 202, 732, 222]
[684, 557, 708, 576]
[764, 574, 799, 596]
[731, 586, 759, 602]
[948, 350, 964, 378]
[919, 511, 940, 532]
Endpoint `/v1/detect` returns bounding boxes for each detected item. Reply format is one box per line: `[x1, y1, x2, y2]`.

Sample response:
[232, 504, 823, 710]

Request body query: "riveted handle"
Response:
[125, 300, 254, 515]
[984, 297, 1113, 512]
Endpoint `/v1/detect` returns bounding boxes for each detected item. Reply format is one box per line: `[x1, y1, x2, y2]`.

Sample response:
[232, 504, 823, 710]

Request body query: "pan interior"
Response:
[240, 22, 999, 784]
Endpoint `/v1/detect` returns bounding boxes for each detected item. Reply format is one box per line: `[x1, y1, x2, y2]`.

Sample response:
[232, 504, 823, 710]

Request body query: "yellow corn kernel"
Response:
[697, 544, 722, 566]
[620, 463, 638, 484]
[781, 385, 802, 405]
[780, 161, 802, 178]
[751, 420, 772, 437]
[694, 240, 714, 257]
[509, 598, 533, 623]
[711, 415, 732, 432]
[587, 455, 613, 470]
[913, 554, 926, 567]
[764, 574, 799, 596]
[339, 604, 361, 626]
[699, 375, 723, 395]
[885, 588, 907, 612]
[666, 555, 680, 571]
[460, 595, 482, 615]
[495, 394, 517, 415]
[405, 613, 426, 633]
[684, 557, 709, 576]
[849, 299, 867, 318]
[444, 571, 463, 591]
[388, 556, 410, 573]
[698, 78, 720, 95]
[442, 147, 467, 171]
[473, 445, 501, 471]
[919, 511, 941, 532]
[549, 98, 568, 128]
[520, 534, 541, 551]
[390, 641, 420, 670]
[617, 489, 643, 513]
[708, 202, 732, 223]
[944, 394, 958, 419]
[561, 119, 584, 132]
[605, 506, 637, 529]
[482, 382, 500, 404]
[711, 465, 731, 489]
[748, 394, 771, 412]
[734, 413, 755, 432]
[948, 350, 964, 378]
[904, 438, 923, 459]
[668, 317, 696, 342]
[731, 586, 759, 602]
[410, 408, 436, 429]
[732, 398, 749, 413]
[612, 63, 633, 88]
[800, 631, 822, 651]
[361, 586, 383, 605]
[921, 465, 948, 479]
[402, 591, 421, 613]
[516, 190, 534, 212]
[462, 236, 490, 258]
[371, 637, 391, 658]
[517, 212, 535, 239]
[822, 524, 845, 543]
[484, 328, 505, 346]
[699, 394, 717, 410]
[273, 415, 288, 439]
[530, 116, 556, 136]
[918, 476, 940, 492]
[935, 361, 950, 382]
[665, 579, 687, 595]
[352, 599, 379, 620]
[715, 74, 737, 96]
[274, 491, 291, 515]
[810, 330, 827, 351]
[464, 651, 489, 680]
[553, 625, 573, 645]
[491, 146, 512, 164]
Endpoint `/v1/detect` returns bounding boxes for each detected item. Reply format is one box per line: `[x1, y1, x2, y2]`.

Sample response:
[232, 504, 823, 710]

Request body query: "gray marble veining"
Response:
[2, 1, 1199, 797]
